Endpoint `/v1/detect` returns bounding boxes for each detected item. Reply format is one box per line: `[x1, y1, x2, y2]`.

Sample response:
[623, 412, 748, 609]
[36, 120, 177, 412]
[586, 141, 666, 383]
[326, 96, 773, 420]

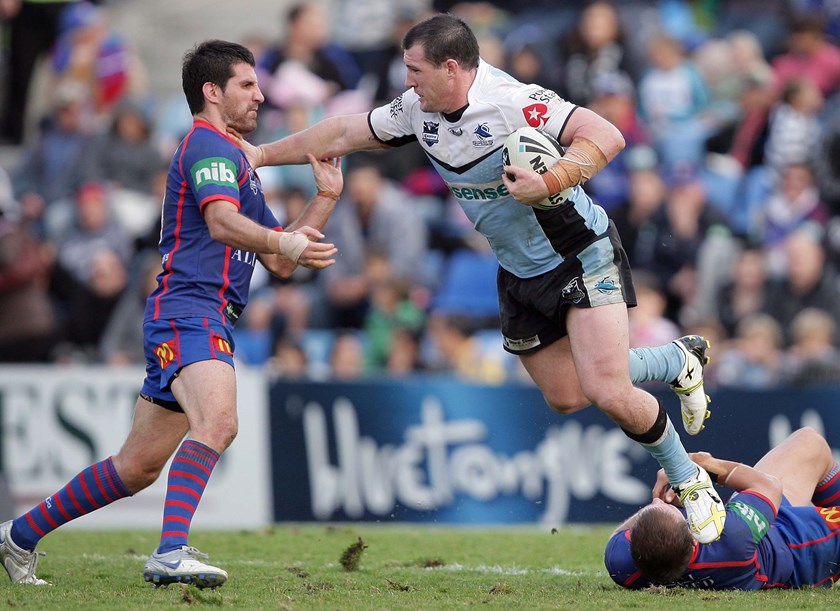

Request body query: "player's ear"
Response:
[202, 82, 219, 104]
[445, 59, 458, 77]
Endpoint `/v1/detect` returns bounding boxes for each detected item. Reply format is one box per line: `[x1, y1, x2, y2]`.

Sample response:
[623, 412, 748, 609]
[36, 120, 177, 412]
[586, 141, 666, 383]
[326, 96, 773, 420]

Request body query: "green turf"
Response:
[7, 525, 838, 609]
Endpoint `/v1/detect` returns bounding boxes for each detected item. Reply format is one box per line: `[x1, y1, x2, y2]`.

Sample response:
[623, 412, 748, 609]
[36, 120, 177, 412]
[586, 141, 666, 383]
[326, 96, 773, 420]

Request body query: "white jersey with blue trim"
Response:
[368, 59, 610, 279]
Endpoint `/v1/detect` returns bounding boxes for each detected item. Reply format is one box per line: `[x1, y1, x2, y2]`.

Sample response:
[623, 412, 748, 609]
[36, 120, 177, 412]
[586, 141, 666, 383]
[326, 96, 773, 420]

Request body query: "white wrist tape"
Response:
[276, 231, 309, 263]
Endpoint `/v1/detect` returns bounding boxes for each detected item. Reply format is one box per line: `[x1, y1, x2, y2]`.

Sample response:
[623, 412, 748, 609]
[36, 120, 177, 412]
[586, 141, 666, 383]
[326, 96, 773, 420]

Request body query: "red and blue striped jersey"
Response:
[144, 120, 281, 324]
[605, 491, 796, 590]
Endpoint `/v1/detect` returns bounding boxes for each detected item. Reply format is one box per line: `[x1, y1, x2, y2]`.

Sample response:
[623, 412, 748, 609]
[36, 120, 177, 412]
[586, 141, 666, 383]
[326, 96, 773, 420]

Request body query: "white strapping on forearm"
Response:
[722, 466, 739, 487]
[277, 231, 309, 262]
[549, 137, 609, 190]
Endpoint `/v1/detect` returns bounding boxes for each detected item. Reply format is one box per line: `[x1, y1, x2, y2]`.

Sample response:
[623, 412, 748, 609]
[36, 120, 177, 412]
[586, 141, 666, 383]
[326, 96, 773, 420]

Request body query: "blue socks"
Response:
[629, 343, 684, 385]
[157, 439, 219, 554]
[11, 457, 130, 551]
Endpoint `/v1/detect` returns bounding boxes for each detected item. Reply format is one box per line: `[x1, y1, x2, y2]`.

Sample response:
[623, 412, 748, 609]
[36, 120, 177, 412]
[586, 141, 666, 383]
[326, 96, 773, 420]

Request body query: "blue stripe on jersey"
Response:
[145, 120, 281, 324]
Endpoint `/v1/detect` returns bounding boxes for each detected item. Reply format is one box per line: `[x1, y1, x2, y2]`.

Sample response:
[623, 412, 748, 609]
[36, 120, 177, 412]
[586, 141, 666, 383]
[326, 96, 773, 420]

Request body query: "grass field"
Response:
[8, 524, 838, 609]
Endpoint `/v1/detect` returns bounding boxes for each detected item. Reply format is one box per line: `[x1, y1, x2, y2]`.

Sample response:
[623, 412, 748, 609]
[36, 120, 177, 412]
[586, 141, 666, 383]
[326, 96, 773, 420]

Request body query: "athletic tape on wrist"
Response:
[277, 231, 309, 262]
[316, 188, 340, 201]
[547, 137, 608, 192]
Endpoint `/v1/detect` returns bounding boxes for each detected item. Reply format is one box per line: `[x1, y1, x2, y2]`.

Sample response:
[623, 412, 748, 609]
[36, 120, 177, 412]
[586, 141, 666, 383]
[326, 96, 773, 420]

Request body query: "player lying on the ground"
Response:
[605, 427, 840, 589]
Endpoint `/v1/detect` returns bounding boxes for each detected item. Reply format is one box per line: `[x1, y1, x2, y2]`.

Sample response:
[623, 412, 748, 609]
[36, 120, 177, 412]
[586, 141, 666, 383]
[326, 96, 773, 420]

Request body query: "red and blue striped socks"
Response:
[157, 439, 219, 554]
[10, 457, 130, 551]
[812, 462, 840, 507]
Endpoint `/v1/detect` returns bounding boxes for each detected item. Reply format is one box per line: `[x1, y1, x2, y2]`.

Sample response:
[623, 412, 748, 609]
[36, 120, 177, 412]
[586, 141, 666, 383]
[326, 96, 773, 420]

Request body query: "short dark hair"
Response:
[403, 13, 479, 69]
[629, 506, 695, 584]
[182, 40, 255, 115]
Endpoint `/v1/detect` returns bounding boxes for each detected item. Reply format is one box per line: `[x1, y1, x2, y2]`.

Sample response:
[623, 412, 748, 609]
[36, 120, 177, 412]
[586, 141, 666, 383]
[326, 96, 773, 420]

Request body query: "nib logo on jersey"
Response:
[191, 157, 238, 188]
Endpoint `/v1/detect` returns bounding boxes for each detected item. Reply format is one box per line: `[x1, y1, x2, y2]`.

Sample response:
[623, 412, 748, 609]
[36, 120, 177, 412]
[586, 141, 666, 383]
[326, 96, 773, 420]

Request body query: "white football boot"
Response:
[143, 545, 227, 589]
[674, 466, 726, 544]
[670, 335, 712, 435]
[0, 520, 50, 585]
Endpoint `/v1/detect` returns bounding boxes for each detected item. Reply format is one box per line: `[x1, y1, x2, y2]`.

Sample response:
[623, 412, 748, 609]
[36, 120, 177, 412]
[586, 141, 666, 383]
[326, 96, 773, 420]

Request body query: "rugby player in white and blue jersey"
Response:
[0, 40, 343, 588]
[241, 13, 727, 544]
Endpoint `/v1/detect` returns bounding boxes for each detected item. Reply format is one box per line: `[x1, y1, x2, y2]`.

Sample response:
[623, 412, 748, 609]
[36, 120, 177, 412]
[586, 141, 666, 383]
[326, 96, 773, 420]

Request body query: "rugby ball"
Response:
[502, 127, 572, 209]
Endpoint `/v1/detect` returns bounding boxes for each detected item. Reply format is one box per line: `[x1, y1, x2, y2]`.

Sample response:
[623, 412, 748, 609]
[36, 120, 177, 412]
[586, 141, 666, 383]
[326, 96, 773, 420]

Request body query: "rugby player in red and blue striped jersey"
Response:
[0, 39, 343, 589]
[605, 427, 840, 590]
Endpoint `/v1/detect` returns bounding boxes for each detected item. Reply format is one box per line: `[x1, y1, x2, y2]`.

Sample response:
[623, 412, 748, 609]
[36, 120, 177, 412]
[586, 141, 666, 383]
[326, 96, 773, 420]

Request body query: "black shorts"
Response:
[497, 221, 636, 355]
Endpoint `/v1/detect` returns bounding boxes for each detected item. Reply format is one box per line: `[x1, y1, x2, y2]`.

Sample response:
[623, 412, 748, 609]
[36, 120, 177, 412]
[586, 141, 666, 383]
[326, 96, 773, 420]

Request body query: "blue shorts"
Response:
[776, 497, 840, 588]
[139, 317, 236, 411]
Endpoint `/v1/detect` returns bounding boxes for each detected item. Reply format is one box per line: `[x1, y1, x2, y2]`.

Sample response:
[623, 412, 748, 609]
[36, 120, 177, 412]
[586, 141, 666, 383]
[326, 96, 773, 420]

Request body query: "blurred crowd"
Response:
[2, 0, 840, 390]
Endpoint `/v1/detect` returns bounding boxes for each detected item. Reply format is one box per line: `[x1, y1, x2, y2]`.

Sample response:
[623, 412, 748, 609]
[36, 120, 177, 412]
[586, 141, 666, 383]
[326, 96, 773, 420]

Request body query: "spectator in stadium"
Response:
[385, 325, 425, 376]
[426, 312, 506, 384]
[584, 72, 651, 212]
[82, 100, 166, 195]
[50, 181, 132, 356]
[317, 157, 431, 329]
[363, 276, 426, 373]
[715, 313, 784, 389]
[238, 13, 727, 544]
[11, 80, 96, 228]
[257, 1, 361, 114]
[751, 163, 831, 271]
[781, 307, 840, 385]
[605, 427, 840, 590]
[715, 246, 769, 338]
[328, 330, 366, 380]
[97, 250, 160, 366]
[267, 336, 309, 379]
[81, 100, 168, 239]
[0, 212, 59, 362]
[813, 109, 840, 212]
[763, 79, 824, 177]
[762, 228, 840, 345]
[0, 0, 82, 144]
[633, 164, 732, 322]
[636, 32, 710, 173]
[48, 1, 146, 125]
[771, 13, 840, 100]
[0, 40, 342, 588]
[556, 1, 639, 107]
[610, 145, 667, 267]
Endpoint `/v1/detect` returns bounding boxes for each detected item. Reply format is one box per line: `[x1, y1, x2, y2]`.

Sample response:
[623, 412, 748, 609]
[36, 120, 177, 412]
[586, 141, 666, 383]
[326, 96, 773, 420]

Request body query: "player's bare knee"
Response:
[111, 455, 163, 493]
[201, 416, 238, 453]
[582, 385, 627, 415]
[544, 391, 588, 414]
[793, 427, 831, 460]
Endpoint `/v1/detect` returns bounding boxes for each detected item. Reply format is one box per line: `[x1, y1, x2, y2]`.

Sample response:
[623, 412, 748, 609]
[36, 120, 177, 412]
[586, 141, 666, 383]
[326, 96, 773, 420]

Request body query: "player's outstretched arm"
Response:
[230, 114, 386, 169]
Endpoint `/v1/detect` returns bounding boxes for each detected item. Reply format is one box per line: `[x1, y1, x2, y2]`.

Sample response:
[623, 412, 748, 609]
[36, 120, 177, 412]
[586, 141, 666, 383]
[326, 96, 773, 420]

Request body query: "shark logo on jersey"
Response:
[472, 123, 494, 147]
[562, 277, 585, 304]
[389, 95, 404, 118]
[422, 121, 440, 147]
[448, 127, 463, 136]
[522, 103, 550, 128]
[594, 276, 620, 294]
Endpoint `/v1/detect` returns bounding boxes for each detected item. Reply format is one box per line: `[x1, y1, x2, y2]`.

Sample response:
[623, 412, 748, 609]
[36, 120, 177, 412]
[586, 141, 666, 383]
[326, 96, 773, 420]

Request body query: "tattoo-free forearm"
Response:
[259, 114, 383, 166]
[284, 191, 338, 234]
